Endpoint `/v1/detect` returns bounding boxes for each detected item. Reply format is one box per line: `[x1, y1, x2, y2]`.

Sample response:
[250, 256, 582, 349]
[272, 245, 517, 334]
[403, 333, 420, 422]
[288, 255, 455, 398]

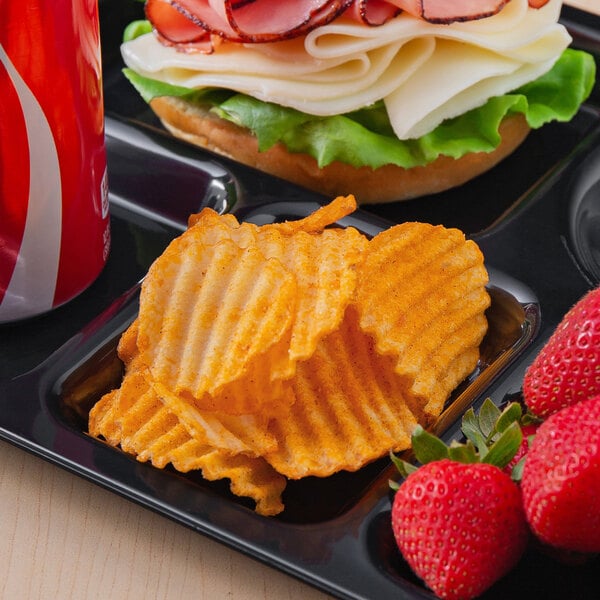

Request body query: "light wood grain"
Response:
[0, 440, 331, 600]
[0, 442, 326, 600]
[1, 2, 598, 599]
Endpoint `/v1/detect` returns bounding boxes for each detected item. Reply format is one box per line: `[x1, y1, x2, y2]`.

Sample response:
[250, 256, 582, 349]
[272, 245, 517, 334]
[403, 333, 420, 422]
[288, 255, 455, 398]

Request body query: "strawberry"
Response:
[521, 394, 600, 553]
[522, 286, 600, 418]
[390, 399, 529, 600]
[391, 460, 528, 600]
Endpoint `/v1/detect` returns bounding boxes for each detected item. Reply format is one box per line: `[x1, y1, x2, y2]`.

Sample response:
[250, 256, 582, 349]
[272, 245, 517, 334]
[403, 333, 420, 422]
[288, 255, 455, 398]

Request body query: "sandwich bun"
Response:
[150, 96, 530, 204]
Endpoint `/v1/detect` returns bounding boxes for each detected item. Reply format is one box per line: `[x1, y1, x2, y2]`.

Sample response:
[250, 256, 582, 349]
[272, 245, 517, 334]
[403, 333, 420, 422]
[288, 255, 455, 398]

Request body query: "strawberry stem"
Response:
[389, 398, 525, 487]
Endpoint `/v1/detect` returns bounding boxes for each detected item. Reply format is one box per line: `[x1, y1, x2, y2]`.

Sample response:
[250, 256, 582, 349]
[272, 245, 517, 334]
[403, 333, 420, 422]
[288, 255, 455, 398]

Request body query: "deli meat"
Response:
[387, 1, 512, 23]
[145, 0, 354, 47]
[146, 0, 552, 50]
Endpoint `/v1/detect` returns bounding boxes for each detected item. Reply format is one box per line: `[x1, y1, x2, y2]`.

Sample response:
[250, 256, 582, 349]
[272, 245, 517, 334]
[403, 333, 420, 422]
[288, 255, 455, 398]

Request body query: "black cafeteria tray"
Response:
[1, 2, 600, 598]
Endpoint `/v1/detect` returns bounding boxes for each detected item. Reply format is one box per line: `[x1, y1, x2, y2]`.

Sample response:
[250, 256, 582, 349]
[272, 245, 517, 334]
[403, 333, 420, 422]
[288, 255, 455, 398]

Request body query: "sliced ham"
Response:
[385, 1, 512, 24]
[145, 0, 212, 49]
[146, 0, 353, 46]
[352, 0, 551, 25]
[146, 0, 553, 52]
[346, 0, 401, 26]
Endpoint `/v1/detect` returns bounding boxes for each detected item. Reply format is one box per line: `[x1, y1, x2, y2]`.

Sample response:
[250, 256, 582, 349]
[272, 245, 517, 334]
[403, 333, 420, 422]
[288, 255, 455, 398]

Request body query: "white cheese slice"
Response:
[121, 0, 571, 140]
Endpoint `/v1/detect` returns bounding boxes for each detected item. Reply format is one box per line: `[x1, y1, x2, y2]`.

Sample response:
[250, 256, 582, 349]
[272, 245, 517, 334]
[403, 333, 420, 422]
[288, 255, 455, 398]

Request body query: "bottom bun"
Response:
[150, 96, 530, 204]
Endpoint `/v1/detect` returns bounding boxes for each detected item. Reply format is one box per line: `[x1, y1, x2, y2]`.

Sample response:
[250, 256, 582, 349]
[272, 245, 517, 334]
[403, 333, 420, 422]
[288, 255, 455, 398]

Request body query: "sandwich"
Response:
[120, 0, 595, 203]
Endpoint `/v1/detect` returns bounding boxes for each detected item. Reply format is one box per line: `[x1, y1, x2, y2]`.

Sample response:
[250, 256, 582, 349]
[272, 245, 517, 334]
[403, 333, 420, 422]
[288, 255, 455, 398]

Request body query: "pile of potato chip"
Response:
[89, 196, 490, 516]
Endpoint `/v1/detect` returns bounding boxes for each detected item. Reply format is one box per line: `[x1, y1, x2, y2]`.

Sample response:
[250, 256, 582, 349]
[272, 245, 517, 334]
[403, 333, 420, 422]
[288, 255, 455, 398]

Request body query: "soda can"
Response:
[0, 0, 110, 323]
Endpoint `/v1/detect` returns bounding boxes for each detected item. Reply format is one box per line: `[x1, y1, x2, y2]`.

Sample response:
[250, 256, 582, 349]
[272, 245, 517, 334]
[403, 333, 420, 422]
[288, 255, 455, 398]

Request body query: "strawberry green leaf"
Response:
[521, 411, 543, 427]
[511, 431, 537, 482]
[495, 402, 523, 435]
[510, 455, 527, 482]
[411, 426, 450, 464]
[478, 398, 502, 439]
[448, 440, 479, 464]
[389, 450, 418, 479]
[481, 421, 523, 469]
[461, 408, 489, 456]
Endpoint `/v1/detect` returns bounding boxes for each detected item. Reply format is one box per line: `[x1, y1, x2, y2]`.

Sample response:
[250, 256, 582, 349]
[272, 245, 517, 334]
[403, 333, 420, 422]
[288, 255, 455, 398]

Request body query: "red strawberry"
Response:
[521, 394, 600, 553]
[523, 286, 600, 418]
[390, 400, 529, 599]
[391, 460, 528, 600]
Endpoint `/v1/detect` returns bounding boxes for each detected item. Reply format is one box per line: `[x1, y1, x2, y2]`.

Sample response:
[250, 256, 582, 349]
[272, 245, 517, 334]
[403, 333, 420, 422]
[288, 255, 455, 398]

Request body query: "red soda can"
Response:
[0, 0, 110, 323]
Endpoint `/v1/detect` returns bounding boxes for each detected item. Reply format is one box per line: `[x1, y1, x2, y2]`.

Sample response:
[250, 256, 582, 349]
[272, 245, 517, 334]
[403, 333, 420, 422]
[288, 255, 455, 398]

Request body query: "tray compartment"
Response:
[567, 136, 600, 285]
[48, 235, 539, 525]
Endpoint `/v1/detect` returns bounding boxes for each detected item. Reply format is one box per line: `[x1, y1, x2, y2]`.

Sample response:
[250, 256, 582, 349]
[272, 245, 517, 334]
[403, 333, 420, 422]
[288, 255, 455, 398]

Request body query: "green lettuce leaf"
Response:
[123, 20, 153, 43]
[123, 47, 595, 169]
[123, 69, 233, 105]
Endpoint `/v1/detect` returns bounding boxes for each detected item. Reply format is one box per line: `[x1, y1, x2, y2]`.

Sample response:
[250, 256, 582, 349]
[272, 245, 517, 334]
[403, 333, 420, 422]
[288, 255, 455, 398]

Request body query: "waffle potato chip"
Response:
[187, 209, 240, 230]
[354, 222, 490, 418]
[89, 196, 491, 515]
[189, 203, 368, 362]
[116, 333, 280, 458]
[149, 375, 280, 457]
[255, 226, 368, 361]
[269, 194, 357, 235]
[188, 193, 355, 240]
[89, 359, 286, 516]
[199, 451, 286, 517]
[140, 202, 368, 408]
[137, 236, 297, 414]
[265, 307, 419, 479]
[89, 388, 122, 447]
[187, 208, 256, 248]
[117, 318, 139, 366]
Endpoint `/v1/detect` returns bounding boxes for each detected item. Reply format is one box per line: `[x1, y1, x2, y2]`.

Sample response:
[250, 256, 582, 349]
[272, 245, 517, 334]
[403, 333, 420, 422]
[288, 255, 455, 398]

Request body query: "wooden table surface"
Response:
[1, 2, 598, 598]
